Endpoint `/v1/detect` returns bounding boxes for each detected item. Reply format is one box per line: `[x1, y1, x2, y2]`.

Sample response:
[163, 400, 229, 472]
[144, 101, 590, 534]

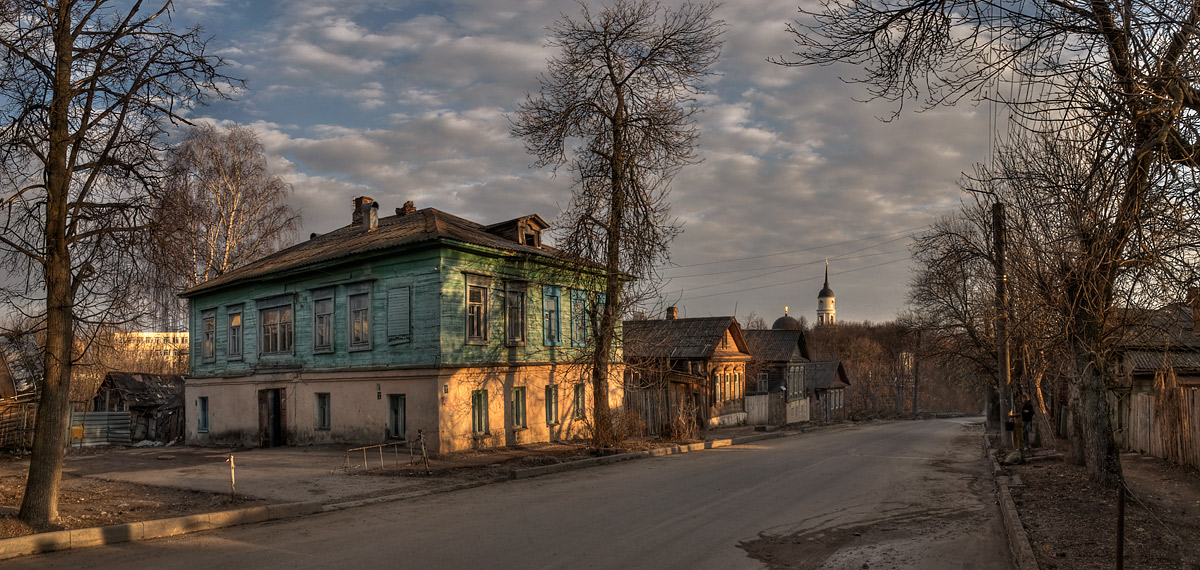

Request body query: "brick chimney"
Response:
[666, 306, 678, 320]
[396, 201, 416, 216]
[352, 196, 375, 226]
[361, 201, 379, 232]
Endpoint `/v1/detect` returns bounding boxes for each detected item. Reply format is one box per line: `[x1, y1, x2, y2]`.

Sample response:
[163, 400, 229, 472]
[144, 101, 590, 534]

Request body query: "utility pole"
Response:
[993, 202, 1013, 451]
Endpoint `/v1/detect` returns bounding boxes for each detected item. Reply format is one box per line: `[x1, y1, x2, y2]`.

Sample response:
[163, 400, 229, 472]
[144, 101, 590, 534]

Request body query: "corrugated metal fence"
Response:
[69, 411, 131, 447]
[0, 406, 132, 448]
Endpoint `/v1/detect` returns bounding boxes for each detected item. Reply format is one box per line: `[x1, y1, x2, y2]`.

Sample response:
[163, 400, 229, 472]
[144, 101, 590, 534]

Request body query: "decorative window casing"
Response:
[258, 296, 294, 355]
[200, 310, 216, 363]
[570, 289, 588, 347]
[543, 286, 562, 346]
[466, 275, 490, 345]
[348, 285, 372, 350]
[313, 290, 334, 353]
[505, 282, 526, 346]
[227, 305, 243, 360]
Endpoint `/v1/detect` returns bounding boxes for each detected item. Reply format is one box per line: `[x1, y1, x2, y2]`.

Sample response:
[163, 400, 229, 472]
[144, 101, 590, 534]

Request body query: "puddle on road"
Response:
[738, 506, 976, 570]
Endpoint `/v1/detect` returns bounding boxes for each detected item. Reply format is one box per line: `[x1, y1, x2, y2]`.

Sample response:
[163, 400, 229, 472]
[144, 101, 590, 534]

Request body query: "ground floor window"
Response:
[472, 389, 489, 434]
[197, 396, 209, 433]
[545, 385, 559, 425]
[512, 387, 526, 428]
[573, 383, 586, 420]
[316, 393, 331, 430]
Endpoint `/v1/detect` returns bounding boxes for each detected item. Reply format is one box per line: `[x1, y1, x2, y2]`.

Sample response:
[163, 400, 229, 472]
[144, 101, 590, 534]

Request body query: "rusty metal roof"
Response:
[181, 208, 583, 297]
[805, 361, 850, 390]
[743, 329, 811, 363]
[623, 317, 747, 360]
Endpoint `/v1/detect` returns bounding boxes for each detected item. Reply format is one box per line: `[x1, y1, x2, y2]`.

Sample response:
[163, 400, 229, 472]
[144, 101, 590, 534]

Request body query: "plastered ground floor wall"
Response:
[185, 363, 625, 454]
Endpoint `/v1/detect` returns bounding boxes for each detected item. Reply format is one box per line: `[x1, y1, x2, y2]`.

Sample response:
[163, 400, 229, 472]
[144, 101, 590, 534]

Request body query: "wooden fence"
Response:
[0, 403, 37, 449]
[1125, 374, 1200, 469]
[746, 393, 787, 426]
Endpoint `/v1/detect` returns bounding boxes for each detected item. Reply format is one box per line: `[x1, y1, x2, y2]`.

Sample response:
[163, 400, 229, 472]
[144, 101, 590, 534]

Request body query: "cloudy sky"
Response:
[175, 0, 990, 324]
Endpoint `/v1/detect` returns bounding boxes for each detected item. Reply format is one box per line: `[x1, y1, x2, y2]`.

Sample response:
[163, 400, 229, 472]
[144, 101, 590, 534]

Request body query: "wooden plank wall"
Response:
[1126, 383, 1200, 469]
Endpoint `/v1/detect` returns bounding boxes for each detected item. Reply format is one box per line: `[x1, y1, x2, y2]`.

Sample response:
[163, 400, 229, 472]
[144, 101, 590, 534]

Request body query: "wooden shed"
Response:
[93, 372, 185, 443]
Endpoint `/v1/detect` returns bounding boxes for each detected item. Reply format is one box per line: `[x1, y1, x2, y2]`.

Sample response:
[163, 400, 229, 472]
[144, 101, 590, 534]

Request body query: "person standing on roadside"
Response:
[1020, 395, 1035, 451]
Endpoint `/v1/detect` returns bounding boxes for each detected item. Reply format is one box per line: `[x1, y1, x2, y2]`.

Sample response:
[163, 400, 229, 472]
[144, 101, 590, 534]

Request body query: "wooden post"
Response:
[226, 454, 236, 499]
[1116, 479, 1125, 570]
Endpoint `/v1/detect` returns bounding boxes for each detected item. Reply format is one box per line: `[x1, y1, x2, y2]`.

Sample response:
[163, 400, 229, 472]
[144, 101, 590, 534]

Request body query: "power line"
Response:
[667, 256, 913, 302]
[662, 226, 926, 269]
[666, 248, 908, 279]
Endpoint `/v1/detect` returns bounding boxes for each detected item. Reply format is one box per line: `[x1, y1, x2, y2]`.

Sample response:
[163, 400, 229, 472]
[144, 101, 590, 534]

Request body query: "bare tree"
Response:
[148, 124, 299, 328]
[0, 1, 230, 525]
[781, 0, 1200, 485]
[512, 0, 724, 446]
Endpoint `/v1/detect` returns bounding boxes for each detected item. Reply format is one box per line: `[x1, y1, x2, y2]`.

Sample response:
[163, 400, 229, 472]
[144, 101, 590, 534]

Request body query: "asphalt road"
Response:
[16, 418, 1010, 569]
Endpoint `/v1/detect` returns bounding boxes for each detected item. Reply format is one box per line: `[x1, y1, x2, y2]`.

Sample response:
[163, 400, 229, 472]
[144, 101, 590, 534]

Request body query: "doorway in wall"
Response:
[388, 394, 406, 440]
[258, 388, 286, 447]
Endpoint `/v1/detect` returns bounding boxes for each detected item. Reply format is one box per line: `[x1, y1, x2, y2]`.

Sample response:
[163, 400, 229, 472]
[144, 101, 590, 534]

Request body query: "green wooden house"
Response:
[180, 197, 617, 453]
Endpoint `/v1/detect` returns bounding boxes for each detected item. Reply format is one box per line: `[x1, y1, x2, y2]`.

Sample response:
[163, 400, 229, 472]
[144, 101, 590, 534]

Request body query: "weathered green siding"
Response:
[188, 242, 604, 378]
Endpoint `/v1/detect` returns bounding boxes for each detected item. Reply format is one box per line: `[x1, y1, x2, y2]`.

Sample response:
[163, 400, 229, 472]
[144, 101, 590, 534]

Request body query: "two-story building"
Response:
[180, 197, 618, 453]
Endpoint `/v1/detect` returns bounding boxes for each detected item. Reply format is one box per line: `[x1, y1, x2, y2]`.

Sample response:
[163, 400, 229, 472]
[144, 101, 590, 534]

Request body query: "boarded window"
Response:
[387, 286, 412, 343]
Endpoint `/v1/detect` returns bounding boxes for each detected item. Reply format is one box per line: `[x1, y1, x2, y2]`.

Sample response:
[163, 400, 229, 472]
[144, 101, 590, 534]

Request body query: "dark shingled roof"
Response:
[623, 317, 746, 359]
[1122, 350, 1200, 375]
[743, 329, 810, 363]
[806, 361, 850, 390]
[181, 208, 581, 297]
[100, 372, 185, 410]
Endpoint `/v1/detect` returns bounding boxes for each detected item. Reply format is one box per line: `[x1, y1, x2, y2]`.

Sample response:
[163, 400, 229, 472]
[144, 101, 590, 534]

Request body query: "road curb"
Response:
[986, 440, 1039, 570]
[1, 428, 806, 560]
[0, 501, 322, 561]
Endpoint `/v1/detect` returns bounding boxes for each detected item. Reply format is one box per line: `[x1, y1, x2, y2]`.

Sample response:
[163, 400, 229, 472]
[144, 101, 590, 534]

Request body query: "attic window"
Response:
[521, 229, 540, 247]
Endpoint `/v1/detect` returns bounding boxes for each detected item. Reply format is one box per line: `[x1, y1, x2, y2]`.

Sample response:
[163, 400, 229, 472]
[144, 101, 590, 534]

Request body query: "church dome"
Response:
[772, 315, 802, 330]
[818, 285, 835, 298]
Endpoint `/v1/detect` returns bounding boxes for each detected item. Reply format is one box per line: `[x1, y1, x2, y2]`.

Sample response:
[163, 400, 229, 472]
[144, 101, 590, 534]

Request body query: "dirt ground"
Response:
[1007, 445, 1200, 569]
[0, 465, 265, 537]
